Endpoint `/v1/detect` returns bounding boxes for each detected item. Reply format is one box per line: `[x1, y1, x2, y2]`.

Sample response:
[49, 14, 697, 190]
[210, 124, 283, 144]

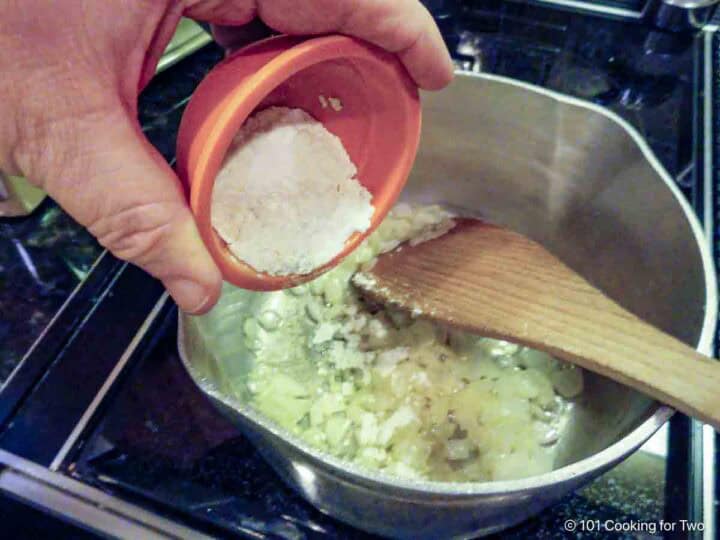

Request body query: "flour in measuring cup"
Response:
[211, 106, 373, 276]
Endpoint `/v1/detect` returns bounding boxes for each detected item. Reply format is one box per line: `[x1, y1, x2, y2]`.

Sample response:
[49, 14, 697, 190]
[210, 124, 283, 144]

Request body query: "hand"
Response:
[0, 1, 453, 313]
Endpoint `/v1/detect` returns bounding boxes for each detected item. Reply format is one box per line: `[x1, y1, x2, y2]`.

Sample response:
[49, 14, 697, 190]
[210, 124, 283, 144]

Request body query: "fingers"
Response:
[322, 1, 456, 90]
[211, 19, 274, 52]
[185, 0, 454, 90]
[16, 97, 222, 314]
[260, 0, 454, 89]
[388, 10, 454, 91]
[184, 0, 257, 25]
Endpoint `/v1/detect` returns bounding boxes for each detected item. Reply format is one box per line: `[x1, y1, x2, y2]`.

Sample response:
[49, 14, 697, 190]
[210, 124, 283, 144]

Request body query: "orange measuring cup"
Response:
[176, 34, 421, 291]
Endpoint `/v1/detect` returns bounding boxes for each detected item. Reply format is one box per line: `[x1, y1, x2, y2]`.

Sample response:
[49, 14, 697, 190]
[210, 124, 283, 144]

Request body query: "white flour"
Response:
[211, 107, 374, 276]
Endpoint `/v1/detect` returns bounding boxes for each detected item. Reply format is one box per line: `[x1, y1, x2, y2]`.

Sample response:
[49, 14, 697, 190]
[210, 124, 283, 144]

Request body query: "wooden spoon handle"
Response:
[357, 220, 720, 429]
[537, 303, 720, 429]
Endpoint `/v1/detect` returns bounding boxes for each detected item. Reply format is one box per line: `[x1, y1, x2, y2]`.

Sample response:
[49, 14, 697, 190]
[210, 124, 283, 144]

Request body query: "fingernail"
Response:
[165, 278, 211, 314]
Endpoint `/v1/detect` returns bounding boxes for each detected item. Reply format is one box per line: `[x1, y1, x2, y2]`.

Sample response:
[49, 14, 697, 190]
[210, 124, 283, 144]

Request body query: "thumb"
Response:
[21, 99, 222, 314]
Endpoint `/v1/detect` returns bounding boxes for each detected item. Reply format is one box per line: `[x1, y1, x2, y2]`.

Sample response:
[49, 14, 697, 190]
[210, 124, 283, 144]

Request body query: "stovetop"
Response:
[0, 203, 101, 382]
[61, 305, 683, 539]
[0, 3, 717, 538]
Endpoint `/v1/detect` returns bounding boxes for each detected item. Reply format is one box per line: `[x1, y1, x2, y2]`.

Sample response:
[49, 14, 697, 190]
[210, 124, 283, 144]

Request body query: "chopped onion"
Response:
[241, 204, 582, 482]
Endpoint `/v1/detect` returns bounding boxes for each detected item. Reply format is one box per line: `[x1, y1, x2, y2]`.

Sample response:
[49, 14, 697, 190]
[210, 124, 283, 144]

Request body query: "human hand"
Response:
[0, 0, 453, 313]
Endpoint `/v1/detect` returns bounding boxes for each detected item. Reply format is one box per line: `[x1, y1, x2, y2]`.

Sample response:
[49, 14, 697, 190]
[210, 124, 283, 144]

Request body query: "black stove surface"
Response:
[0, 2, 716, 538]
[0, 202, 102, 382]
[444, 0, 696, 184]
[60, 306, 674, 539]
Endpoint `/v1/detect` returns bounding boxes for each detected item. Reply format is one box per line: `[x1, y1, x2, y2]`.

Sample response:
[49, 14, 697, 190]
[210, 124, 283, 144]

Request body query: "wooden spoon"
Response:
[352, 218, 720, 430]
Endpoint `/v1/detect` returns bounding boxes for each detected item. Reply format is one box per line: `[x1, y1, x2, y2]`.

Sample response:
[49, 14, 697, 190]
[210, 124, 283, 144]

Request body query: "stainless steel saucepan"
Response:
[178, 72, 717, 539]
